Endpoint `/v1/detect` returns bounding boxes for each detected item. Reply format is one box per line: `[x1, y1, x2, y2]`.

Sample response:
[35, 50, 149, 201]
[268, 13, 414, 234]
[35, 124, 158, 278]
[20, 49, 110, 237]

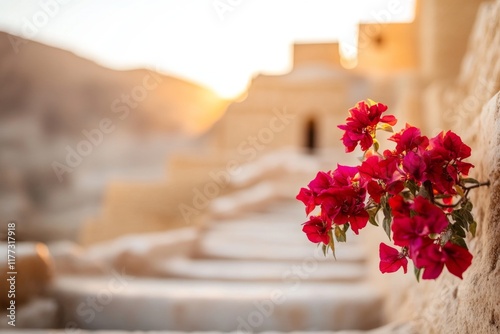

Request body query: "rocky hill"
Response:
[0, 31, 228, 134]
[0, 31, 228, 241]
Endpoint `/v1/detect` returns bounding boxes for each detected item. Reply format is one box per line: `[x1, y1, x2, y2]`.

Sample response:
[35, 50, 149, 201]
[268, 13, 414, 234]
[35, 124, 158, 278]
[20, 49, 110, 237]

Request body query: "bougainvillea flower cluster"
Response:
[297, 99, 488, 281]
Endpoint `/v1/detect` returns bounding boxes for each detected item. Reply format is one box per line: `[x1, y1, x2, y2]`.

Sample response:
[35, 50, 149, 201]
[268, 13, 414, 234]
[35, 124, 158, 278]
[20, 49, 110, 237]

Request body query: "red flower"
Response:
[309, 171, 335, 194]
[296, 171, 335, 214]
[320, 187, 368, 234]
[429, 130, 472, 163]
[389, 124, 429, 154]
[423, 131, 474, 194]
[298, 102, 479, 281]
[392, 196, 449, 255]
[415, 242, 473, 280]
[302, 216, 331, 244]
[411, 196, 449, 233]
[358, 154, 404, 202]
[388, 194, 411, 217]
[366, 180, 386, 203]
[338, 101, 396, 152]
[379, 243, 408, 274]
[332, 164, 359, 187]
[296, 188, 316, 215]
[402, 151, 426, 182]
[423, 159, 457, 194]
[441, 242, 473, 279]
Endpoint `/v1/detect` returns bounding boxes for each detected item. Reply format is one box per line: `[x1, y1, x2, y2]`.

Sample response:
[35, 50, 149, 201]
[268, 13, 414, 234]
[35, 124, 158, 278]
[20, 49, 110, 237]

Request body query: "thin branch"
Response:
[434, 181, 489, 209]
[463, 181, 490, 190]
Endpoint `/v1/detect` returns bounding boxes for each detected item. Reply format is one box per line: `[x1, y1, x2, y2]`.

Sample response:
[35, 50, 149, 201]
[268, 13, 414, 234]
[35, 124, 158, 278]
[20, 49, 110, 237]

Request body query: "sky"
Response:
[0, 0, 415, 98]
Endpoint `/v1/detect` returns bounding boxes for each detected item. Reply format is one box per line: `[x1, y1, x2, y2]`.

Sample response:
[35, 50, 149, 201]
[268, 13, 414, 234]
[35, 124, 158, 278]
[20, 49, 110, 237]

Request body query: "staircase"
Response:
[49, 153, 384, 332]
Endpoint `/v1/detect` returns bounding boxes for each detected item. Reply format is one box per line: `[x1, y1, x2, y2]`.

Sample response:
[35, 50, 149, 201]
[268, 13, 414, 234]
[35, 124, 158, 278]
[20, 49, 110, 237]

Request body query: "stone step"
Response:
[201, 230, 316, 246]
[209, 209, 306, 230]
[242, 200, 307, 217]
[0, 298, 58, 329]
[204, 221, 361, 246]
[152, 256, 366, 282]
[208, 213, 307, 227]
[52, 276, 383, 332]
[195, 236, 366, 263]
[7, 319, 416, 333]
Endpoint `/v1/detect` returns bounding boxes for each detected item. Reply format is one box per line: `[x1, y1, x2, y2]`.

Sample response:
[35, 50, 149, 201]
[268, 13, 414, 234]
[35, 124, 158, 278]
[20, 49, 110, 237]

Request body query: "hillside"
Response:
[0, 31, 229, 134]
[0, 31, 229, 241]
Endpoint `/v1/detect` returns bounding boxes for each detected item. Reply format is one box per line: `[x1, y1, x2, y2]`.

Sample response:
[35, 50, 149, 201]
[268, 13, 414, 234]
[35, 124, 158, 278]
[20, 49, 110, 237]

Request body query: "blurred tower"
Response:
[211, 43, 362, 154]
[418, 0, 487, 83]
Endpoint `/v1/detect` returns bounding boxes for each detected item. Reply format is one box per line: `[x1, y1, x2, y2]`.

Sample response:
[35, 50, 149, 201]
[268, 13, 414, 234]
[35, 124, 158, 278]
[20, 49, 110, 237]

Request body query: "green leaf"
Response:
[462, 210, 474, 225]
[452, 210, 468, 229]
[383, 216, 392, 240]
[334, 225, 347, 242]
[452, 223, 466, 238]
[328, 230, 336, 260]
[454, 185, 465, 197]
[406, 180, 419, 196]
[367, 207, 380, 226]
[401, 190, 413, 200]
[470, 221, 477, 237]
[461, 177, 480, 185]
[463, 200, 473, 212]
[343, 223, 350, 233]
[377, 123, 394, 133]
[414, 266, 422, 282]
[451, 236, 468, 249]
[418, 182, 431, 200]
[381, 197, 392, 240]
[373, 139, 380, 152]
[322, 243, 327, 256]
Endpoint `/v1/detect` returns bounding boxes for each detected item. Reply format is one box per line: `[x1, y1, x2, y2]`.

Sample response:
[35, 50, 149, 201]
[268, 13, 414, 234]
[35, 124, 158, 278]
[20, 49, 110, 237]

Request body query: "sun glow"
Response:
[0, 0, 415, 99]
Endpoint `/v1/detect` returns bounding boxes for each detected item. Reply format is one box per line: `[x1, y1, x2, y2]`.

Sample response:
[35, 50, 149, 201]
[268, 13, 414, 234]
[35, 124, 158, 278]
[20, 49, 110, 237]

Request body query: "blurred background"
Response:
[0, 0, 498, 332]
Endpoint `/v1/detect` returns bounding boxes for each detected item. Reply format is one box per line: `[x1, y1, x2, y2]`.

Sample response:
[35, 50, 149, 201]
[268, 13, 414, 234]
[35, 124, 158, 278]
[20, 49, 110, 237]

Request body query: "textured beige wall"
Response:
[422, 0, 500, 133]
[418, 0, 486, 83]
[292, 43, 341, 68]
[379, 93, 500, 334]
[214, 70, 356, 153]
[357, 23, 418, 73]
[368, 2, 500, 332]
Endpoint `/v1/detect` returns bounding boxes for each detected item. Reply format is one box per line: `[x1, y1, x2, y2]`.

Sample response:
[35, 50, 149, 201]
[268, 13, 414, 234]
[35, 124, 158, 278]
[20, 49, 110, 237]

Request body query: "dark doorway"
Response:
[305, 118, 317, 154]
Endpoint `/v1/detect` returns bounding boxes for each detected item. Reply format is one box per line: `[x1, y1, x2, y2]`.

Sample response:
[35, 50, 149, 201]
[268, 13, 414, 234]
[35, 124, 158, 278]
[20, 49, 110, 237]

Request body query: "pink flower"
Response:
[302, 216, 331, 244]
[338, 101, 396, 152]
[415, 242, 473, 280]
[379, 243, 408, 274]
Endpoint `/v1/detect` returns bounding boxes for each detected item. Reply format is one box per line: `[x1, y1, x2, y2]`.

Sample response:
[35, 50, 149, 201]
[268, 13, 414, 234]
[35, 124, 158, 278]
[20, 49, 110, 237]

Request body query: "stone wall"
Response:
[356, 22, 418, 73]
[423, 0, 499, 134]
[79, 178, 208, 245]
[418, 0, 486, 83]
[374, 1, 500, 332]
[292, 43, 341, 68]
[382, 93, 500, 334]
